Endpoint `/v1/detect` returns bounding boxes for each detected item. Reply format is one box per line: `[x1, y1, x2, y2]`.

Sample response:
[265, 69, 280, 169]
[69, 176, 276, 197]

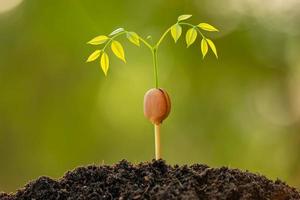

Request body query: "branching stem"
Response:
[102, 31, 127, 51]
[138, 37, 153, 50]
[102, 22, 203, 89]
[155, 27, 171, 49]
[179, 22, 205, 38]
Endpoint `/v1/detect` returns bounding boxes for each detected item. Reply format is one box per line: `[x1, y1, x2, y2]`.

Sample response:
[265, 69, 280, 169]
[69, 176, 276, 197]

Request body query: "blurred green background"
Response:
[1, 0, 300, 192]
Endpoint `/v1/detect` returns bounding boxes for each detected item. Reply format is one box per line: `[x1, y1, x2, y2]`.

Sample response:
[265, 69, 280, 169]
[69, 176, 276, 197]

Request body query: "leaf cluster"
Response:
[171, 15, 218, 59]
[86, 14, 219, 76]
[86, 29, 140, 76]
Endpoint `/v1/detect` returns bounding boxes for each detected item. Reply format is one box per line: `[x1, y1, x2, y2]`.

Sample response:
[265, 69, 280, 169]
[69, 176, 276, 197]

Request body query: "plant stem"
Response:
[156, 27, 171, 48]
[102, 31, 127, 51]
[152, 48, 159, 88]
[138, 37, 153, 50]
[154, 124, 161, 160]
[102, 31, 154, 52]
[102, 23, 205, 89]
[178, 22, 205, 38]
[137, 35, 159, 88]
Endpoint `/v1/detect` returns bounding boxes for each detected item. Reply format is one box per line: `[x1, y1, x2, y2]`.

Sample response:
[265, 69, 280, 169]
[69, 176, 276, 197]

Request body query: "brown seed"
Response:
[144, 88, 171, 125]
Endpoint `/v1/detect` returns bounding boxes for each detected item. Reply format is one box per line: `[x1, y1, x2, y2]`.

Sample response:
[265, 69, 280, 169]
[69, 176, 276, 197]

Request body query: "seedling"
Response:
[86, 14, 219, 160]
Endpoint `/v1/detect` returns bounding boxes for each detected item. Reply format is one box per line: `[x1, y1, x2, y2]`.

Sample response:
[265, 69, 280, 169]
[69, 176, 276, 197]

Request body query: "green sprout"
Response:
[86, 14, 219, 160]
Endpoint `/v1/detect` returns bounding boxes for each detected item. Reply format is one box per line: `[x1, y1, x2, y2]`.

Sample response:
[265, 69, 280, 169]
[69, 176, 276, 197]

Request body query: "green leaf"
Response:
[201, 39, 208, 58]
[185, 28, 197, 47]
[109, 28, 124, 36]
[206, 39, 218, 58]
[171, 24, 182, 43]
[127, 32, 140, 46]
[111, 40, 126, 63]
[86, 50, 101, 62]
[198, 23, 219, 32]
[178, 14, 192, 22]
[100, 52, 109, 76]
[87, 35, 109, 45]
[146, 35, 152, 40]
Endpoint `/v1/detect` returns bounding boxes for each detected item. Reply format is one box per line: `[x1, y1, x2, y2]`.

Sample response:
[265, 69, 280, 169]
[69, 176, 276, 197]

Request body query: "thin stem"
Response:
[155, 50, 158, 88]
[154, 124, 161, 160]
[102, 31, 127, 51]
[178, 22, 194, 27]
[179, 22, 205, 38]
[102, 31, 154, 52]
[138, 36, 153, 51]
[155, 27, 171, 48]
[152, 48, 159, 88]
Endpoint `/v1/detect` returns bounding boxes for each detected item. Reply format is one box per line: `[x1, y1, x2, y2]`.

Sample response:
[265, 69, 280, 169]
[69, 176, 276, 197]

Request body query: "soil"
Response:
[0, 160, 299, 200]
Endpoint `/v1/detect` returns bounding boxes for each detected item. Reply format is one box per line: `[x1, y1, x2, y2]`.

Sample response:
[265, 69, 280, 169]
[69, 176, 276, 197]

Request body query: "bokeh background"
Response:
[1, 0, 300, 192]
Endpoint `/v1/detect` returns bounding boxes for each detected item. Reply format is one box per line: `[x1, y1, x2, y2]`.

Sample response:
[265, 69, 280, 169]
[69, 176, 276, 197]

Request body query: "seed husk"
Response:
[144, 88, 171, 125]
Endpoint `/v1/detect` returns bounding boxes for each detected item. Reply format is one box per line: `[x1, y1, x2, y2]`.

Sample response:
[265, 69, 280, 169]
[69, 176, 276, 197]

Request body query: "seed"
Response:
[144, 88, 171, 125]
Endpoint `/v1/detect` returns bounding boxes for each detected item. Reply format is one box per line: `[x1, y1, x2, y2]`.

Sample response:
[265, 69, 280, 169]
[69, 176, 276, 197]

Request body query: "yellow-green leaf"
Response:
[177, 14, 192, 22]
[127, 32, 140, 46]
[109, 28, 124, 36]
[86, 50, 101, 62]
[197, 23, 219, 32]
[171, 24, 182, 43]
[111, 40, 126, 63]
[206, 39, 218, 58]
[185, 28, 197, 47]
[87, 35, 109, 45]
[201, 39, 208, 59]
[100, 52, 109, 76]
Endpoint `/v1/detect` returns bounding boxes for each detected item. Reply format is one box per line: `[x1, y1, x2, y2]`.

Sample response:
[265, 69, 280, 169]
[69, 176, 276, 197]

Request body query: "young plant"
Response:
[86, 14, 219, 160]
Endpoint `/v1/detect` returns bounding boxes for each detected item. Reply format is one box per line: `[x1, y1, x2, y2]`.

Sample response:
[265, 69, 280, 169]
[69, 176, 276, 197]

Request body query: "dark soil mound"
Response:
[1, 160, 299, 200]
